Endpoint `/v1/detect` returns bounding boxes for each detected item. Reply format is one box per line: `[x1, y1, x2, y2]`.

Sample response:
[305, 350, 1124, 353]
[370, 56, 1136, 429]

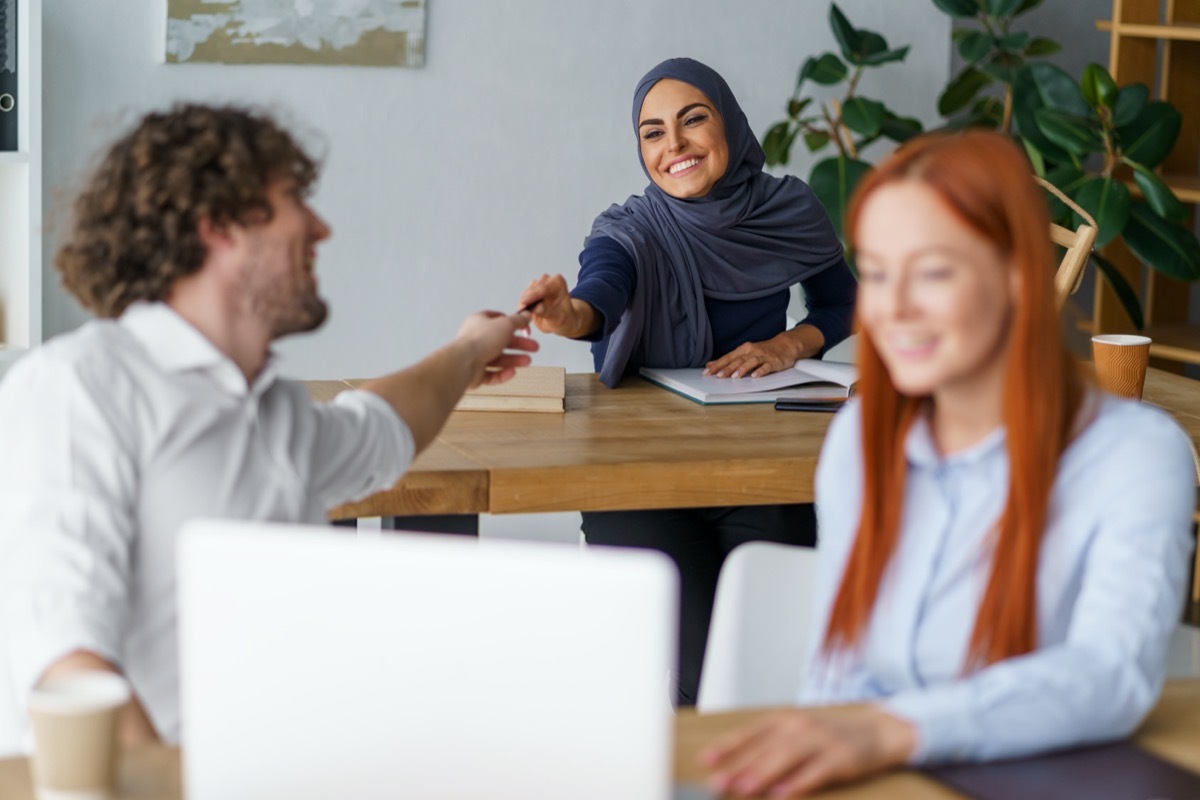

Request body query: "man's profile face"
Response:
[237, 176, 332, 339]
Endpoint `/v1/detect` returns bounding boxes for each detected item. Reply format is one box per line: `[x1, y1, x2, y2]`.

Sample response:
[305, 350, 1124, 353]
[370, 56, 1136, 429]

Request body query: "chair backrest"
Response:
[696, 541, 818, 712]
[1035, 176, 1098, 307]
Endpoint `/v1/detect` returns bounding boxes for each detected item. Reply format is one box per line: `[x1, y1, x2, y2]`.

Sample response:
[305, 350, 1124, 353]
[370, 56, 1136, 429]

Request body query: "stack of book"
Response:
[456, 366, 566, 413]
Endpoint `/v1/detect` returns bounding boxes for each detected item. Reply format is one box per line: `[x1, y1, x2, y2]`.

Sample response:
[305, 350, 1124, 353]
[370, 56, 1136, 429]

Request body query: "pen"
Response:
[517, 299, 542, 315]
[774, 398, 845, 412]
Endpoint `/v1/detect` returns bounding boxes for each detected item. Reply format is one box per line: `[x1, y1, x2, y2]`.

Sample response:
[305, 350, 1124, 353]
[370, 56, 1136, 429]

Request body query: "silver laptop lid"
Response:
[178, 519, 678, 800]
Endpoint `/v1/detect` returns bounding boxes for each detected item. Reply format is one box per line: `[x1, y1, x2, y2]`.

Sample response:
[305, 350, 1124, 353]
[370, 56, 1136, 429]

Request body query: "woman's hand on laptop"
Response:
[696, 704, 916, 797]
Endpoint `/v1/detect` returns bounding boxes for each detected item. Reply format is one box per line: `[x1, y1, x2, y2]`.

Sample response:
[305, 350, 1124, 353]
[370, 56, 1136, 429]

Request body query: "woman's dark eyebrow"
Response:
[638, 102, 713, 129]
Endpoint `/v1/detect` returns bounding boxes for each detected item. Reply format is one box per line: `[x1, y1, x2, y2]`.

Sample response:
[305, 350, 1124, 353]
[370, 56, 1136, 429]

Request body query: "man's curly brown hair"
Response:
[55, 103, 320, 318]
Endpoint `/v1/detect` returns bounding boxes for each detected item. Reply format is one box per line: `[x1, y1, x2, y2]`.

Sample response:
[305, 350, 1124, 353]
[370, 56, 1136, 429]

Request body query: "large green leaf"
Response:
[1020, 135, 1046, 175]
[1015, 62, 1090, 114]
[1118, 101, 1182, 168]
[762, 122, 793, 166]
[1123, 200, 1200, 280]
[957, 31, 992, 62]
[798, 53, 848, 88]
[861, 46, 910, 67]
[1024, 37, 1061, 56]
[1081, 63, 1117, 110]
[1112, 84, 1148, 127]
[841, 97, 887, 137]
[1017, 0, 1045, 12]
[1073, 176, 1130, 248]
[1042, 163, 1087, 223]
[939, 67, 993, 116]
[985, 0, 1024, 16]
[809, 156, 873, 241]
[998, 32, 1030, 52]
[829, 4, 862, 63]
[1128, 161, 1187, 224]
[858, 31, 890, 59]
[879, 112, 923, 143]
[932, 0, 980, 18]
[804, 130, 832, 152]
[1091, 251, 1145, 330]
[787, 97, 813, 118]
[979, 53, 1024, 84]
[969, 96, 1005, 128]
[1012, 63, 1089, 163]
[1034, 109, 1102, 157]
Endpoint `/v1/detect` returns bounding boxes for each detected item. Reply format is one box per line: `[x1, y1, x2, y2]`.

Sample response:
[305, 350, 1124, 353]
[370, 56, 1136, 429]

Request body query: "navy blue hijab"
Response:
[588, 58, 844, 387]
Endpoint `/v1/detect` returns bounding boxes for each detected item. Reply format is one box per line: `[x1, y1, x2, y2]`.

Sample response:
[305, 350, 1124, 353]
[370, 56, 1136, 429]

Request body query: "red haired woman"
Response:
[698, 130, 1196, 797]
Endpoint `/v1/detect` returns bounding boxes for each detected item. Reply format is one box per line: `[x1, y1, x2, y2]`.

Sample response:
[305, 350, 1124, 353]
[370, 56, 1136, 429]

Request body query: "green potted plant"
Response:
[1013, 61, 1200, 327]
[760, 3, 921, 240]
[933, 0, 1062, 131]
[929, 0, 1200, 327]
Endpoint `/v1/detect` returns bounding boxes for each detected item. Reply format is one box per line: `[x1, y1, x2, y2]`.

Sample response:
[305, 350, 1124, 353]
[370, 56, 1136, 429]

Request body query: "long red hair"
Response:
[823, 130, 1084, 668]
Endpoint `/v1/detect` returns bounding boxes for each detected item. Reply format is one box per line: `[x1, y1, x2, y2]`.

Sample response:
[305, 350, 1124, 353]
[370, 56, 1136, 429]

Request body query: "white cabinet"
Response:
[0, 0, 39, 374]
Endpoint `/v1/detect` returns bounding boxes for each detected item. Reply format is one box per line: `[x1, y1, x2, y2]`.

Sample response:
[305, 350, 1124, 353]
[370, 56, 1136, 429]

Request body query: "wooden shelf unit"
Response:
[1092, 0, 1200, 370]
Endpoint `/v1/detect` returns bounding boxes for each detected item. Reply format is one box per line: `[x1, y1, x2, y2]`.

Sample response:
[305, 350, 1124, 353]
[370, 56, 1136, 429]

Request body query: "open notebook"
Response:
[640, 359, 856, 405]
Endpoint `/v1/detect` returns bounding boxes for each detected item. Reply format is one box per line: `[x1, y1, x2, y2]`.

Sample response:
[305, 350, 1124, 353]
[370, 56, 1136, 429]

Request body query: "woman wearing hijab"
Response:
[518, 58, 856, 706]
[695, 131, 1194, 797]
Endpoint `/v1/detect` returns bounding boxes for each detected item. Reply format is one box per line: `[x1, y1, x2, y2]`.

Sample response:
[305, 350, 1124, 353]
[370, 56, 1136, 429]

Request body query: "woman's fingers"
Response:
[704, 713, 823, 797]
[706, 341, 794, 378]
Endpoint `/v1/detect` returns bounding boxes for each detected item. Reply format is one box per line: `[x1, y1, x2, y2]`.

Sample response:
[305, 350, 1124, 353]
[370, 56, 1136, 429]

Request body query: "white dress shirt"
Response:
[801, 393, 1195, 764]
[0, 303, 414, 753]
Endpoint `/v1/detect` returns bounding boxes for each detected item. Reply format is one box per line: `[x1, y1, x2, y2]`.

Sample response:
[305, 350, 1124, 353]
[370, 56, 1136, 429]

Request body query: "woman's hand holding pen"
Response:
[518, 274, 599, 339]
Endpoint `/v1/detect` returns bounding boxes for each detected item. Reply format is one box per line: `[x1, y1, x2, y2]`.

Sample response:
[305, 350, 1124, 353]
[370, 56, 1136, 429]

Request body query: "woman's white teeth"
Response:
[893, 334, 934, 348]
[668, 158, 700, 175]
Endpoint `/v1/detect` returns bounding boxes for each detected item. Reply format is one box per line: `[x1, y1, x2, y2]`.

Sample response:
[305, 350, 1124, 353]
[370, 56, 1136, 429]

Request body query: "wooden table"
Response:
[317, 368, 1200, 521]
[316, 373, 837, 520]
[3, 678, 1198, 799]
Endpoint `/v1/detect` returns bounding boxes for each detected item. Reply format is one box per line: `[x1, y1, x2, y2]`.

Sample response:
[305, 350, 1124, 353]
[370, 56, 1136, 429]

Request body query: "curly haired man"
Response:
[0, 103, 536, 754]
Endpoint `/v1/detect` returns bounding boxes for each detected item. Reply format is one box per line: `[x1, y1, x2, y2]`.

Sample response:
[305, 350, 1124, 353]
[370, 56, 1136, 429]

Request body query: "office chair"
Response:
[1035, 176, 1098, 308]
[696, 541, 818, 712]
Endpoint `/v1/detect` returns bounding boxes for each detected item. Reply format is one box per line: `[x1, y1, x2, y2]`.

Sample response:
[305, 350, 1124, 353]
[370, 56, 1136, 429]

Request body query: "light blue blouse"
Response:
[800, 393, 1196, 764]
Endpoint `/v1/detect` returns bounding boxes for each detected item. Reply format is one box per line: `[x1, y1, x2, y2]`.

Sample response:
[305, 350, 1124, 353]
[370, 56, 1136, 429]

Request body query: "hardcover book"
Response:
[456, 366, 566, 413]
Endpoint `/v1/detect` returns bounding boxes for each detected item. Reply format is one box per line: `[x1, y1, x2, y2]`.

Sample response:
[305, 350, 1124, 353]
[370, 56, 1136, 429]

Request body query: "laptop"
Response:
[177, 519, 691, 800]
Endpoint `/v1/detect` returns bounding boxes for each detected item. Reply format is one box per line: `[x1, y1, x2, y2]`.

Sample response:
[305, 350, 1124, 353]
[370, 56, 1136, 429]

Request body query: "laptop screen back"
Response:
[178, 520, 678, 800]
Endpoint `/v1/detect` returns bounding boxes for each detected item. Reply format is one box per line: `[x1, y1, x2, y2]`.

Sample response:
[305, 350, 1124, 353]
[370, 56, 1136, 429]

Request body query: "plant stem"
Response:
[830, 99, 859, 158]
[1001, 85, 1013, 133]
[821, 104, 848, 157]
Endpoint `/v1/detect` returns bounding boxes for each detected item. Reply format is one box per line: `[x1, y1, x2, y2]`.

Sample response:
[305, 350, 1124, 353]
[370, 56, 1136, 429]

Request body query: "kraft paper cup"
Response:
[1092, 334, 1151, 400]
[27, 671, 130, 800]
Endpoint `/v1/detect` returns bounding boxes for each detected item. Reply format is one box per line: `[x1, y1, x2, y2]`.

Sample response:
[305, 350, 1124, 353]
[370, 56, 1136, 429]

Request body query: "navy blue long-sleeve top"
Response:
[570, 236, 856, 373]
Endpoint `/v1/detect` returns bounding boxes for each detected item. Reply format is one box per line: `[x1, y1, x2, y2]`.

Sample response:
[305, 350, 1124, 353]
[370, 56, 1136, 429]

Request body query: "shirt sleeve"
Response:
[0, 354, 139, 713]
[570, 236, 637, 342]
[881, 408, 1196, 764]
[305, 388, 416, 510]
[795, 260, 856, 354]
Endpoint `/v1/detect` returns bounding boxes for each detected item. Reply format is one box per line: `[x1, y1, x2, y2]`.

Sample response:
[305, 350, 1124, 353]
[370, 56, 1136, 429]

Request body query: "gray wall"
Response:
[42, 0, 949, 378]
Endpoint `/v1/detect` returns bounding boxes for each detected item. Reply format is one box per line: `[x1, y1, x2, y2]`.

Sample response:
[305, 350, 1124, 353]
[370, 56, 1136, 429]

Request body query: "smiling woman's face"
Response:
[854, 179, 1016, 404]
[637, 79, 729, 199]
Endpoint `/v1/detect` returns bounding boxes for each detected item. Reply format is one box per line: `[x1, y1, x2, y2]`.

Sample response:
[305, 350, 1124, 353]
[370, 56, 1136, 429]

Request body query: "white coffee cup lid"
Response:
[28, 671, 131, 715]
[1092, 334, 1151, 346]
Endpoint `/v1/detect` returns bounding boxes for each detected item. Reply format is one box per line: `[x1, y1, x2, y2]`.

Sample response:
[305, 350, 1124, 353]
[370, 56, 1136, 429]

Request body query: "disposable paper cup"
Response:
[1091, 334, 1151, 400]
[27, 671, 130, 800]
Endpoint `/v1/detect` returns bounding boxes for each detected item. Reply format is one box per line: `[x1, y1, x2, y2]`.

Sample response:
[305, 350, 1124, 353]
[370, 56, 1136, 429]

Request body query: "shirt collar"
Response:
[119, 302, 279, 398]
[904, 409, 1006, 470]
